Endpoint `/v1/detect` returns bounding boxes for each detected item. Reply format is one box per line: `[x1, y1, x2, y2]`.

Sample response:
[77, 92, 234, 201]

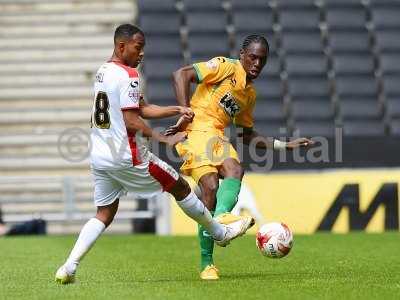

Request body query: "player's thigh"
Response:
[92, 168, 125, 207]
[108, 152, 180, 197]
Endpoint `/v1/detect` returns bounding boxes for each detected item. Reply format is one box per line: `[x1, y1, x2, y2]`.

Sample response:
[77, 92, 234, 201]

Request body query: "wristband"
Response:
[273, 139, 287, 150]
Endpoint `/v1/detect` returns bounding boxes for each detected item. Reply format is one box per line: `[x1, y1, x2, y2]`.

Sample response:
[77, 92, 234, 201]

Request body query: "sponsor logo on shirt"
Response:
[130, 80, 139, 88]
[128, 80, 139, 101]
[95, 72, 104, 83]
[219, 92, 240, 118]
[128, 91, 140, 100]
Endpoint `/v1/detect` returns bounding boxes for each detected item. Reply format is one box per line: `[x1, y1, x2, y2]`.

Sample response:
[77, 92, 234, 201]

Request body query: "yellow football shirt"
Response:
[188, 56, 256, 135]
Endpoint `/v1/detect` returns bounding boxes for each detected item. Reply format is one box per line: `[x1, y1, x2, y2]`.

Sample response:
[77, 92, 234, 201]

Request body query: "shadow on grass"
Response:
[131, 272, 281, 283]
[131, 277, 200, 284]
[222, 272, 277, 280]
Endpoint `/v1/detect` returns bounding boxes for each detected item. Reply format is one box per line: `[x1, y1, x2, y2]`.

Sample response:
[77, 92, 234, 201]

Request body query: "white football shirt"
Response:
[90, 61, 142, 170]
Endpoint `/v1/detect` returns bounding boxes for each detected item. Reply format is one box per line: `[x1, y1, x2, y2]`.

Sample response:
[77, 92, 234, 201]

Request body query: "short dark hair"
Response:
[114, 24, 144, 45]
[241, 34, 269, 53]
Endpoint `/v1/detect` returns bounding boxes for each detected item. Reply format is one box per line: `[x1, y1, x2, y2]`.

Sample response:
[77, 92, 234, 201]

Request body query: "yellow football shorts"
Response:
[175, 130, 240, 183]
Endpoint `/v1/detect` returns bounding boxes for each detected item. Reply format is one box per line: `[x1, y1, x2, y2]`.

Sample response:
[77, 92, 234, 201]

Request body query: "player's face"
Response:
[122, 32, 145, 68]
[240, 42, 268, 80]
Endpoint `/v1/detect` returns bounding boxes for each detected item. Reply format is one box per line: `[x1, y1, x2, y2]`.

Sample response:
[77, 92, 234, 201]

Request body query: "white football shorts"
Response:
[92, 152, 179, 207]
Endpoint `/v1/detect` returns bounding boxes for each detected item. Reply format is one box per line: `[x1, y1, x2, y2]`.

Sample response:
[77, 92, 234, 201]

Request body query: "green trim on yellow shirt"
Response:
[192, 64, 203, 83]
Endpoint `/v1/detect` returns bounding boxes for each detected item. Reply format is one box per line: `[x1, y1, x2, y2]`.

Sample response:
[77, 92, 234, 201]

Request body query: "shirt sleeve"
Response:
[234, 95, 256, 129]
[119, 76, 140, 110]
[192, 57, 236, 84]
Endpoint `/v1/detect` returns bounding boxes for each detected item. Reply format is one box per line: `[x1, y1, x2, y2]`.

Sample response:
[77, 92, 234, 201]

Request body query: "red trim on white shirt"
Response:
[110, 61, 138, 78]
[121, 106, 140, 111]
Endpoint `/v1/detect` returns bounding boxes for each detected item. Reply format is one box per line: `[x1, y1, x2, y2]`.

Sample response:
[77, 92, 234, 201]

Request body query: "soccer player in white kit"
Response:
[55, 24, 254, 284]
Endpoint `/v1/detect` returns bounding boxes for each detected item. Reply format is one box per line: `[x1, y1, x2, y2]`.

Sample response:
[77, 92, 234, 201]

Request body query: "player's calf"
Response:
[54, 201, 118, 284]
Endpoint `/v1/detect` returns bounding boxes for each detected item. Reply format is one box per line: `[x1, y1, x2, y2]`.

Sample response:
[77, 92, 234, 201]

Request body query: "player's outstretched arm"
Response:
[139, 102, 180, 119]
[237, 127, 314, 150]
[122, 109, 187, 146]
[139, 102, 194, 120]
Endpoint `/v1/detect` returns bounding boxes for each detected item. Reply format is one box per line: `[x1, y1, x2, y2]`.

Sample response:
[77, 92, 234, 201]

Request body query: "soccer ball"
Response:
[256, 222, 293, 258]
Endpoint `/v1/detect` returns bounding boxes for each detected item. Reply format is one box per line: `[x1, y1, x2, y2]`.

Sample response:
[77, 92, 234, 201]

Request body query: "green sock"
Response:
[214, 177, 242, 217]
[198, 211, 215, 271]
[198, 178, 241, 271]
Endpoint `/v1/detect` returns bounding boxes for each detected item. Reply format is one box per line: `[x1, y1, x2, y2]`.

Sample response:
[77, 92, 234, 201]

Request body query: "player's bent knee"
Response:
[222, 159, 243, 179]
[229, 165, 244, 179]
[96, 198, 119, 227]
[169, 176, 191, 201]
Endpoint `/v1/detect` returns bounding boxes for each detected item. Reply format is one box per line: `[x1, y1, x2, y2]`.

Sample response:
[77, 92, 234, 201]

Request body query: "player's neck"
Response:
[109, 53, 126, 66]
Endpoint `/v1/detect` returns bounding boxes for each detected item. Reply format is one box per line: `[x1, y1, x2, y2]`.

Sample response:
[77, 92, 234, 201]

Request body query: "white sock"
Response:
[64, 218, 105, 273]
[176, 191, 226, 241]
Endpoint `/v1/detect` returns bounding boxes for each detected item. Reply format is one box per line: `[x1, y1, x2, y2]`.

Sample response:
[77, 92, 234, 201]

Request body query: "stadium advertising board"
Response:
[171, 169, 400, 234]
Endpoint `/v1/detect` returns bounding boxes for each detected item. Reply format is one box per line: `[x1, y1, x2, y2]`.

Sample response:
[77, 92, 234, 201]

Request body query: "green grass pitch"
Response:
[0, 233, 399, 300]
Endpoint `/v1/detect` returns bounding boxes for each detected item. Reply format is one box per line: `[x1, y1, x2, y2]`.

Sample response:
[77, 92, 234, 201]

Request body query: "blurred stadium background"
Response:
[0, 0, 399, 236]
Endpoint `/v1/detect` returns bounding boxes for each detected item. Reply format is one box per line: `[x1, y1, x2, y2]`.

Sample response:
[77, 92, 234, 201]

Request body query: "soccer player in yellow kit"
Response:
[167, 35, 313, 280]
